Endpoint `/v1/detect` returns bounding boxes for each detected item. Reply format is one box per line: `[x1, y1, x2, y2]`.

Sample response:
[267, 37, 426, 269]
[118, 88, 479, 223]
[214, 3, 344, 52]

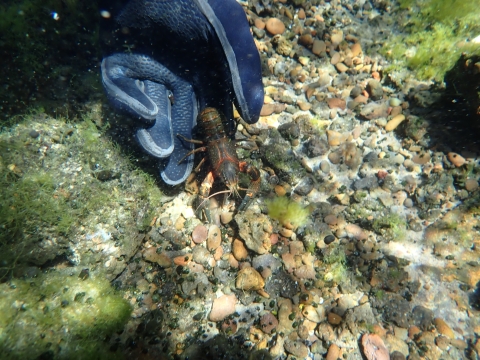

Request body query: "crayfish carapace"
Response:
[177, 107, 261, 222]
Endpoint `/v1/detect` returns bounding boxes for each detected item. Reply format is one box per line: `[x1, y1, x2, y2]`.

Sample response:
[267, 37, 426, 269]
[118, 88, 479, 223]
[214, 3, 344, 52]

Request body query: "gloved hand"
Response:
[100, 0, 264, 185]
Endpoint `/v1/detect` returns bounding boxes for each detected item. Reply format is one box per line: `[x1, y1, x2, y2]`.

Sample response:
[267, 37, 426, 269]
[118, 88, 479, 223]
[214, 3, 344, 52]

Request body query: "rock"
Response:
[220, 212, 233, 224]
[360, 101, 389, 120]
[327, 98, 346, 110]
[366, 79, 383, 100]
[254, 18, 265, 30]
[433, 318, 455, 339]
[192, 224, 208, 244]
[284, 340, 309, 358]
[209, 294, 237, 321]
[192, 245, 211, 267]
[327, 312, 342, 325]
[326, 129, 347, 146]
[278, 122, 300, 140]
[143, 248, 172, 268]
[412, 305, 434, 330]
[294, 176, 314, 196]
[447, 152, 466, 167]
[465, 178, 479, 191]
[306, 137, 328, 157]
[330, 52, 341, 65]
[235, 210, 272, 254]
[265, 18, 285, 35]
[312, 39, 326, 55]
[207, 225, 222, 251]
[297, 8, 306, 19]
[345, 224, 368, 240]
[302, 304, 325, 323]
[385, 114, 406, 132]
[299, 34, 313, 47]
[326, 343, 341, 360]
[232, 239, 248, 261]
[260, 311, 278, 334]
[335, 63, 349, 73]
[351, 43, 362, 57]
[361, 333, 390, 360]
[236, 266, 265, 291]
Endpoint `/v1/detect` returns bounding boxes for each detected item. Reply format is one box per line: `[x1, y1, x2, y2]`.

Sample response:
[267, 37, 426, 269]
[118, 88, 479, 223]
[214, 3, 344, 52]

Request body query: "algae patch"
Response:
[266, 196, 311, 229]
[0, 269, 132, 359]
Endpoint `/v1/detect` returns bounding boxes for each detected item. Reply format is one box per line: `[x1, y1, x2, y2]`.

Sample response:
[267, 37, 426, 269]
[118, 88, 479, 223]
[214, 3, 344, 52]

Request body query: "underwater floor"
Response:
[1, 0, 480, 359]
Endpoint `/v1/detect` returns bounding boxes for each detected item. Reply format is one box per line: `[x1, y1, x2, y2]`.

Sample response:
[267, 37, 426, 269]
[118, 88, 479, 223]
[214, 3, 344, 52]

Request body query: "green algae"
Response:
[372, 212, 407, 240]
[0, 269, 131, 359]
[322, 246, 347, 284]
[382, 0, 480, 81]
[265, 196, 311, 229]
[0, 109, 164, 278]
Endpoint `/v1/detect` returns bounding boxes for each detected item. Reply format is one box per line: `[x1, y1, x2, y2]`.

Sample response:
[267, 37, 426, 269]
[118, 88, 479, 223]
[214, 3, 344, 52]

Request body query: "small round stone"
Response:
[192, 224, 208, 244]
[324, 235, 336, 244]
[265, 18, 285, 35]
[209, 294, 237, 321]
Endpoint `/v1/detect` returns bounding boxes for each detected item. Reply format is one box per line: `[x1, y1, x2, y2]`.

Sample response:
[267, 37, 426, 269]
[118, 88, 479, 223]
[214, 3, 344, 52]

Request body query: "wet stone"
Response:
[278, 122, 300, 140]
[353, 175, 378, 190]
[294, 176, 314, 196]
[306, 137, 329, 157]
[366, 79, 383, 100]
[412, 305, 434, 330]
[374, 294, 411, 328]
[260, 311, 279, 334]
[284, 340, 309, 358]
[264, 270, 299, 299]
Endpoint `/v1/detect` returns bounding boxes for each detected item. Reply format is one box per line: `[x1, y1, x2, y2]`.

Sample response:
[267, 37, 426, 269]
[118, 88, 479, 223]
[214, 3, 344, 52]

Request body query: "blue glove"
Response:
[100, 0, 264, 185]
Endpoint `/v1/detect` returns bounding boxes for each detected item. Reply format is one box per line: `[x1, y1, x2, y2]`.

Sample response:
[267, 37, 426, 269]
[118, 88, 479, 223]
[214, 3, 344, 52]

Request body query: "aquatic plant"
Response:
[265, 196, 311, 228]
[382, 0, 480, 81]
[372, 212, 407, 240]
[322, 246, 347, 284]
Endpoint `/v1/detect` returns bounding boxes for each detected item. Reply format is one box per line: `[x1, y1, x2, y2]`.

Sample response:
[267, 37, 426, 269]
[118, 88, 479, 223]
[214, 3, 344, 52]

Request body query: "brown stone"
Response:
[254, 18, 265, 30]
[434, 318, 455, 339]
[297, 8, 306, 19]
[312, 39, 326, 55]
[351, 42, 362, 57]
[327, 97, 346, 110]
[232, 238, 248, 261]
[327, 312, 342, 325]
[448, 152, 466, 167]
[236, 267, 265, 291]
[361, 333, 390, 360]
[326, 343, 341, 360]
[265, 18, 285, 35]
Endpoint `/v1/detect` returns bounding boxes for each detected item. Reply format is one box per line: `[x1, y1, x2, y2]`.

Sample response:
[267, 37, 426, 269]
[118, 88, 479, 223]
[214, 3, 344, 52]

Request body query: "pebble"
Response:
[143, 248, 172, 268]
[330, 52, 341, 65]
[236, 266, 265, 291]
[284, 340, 309, 358]
[312, 39, 326, 55]
[327, 98, 346, 110]
[302, 304, 325, 323]
[254, 18, 265, 30]
[274, 185, 287, 196]
[385, 114, 406, 132]
[434, 318, 455, 339]
[192, 224, 208, 244]
[207, 225, 222, 250]
[335, 63, 349, 73]
[260, 312, 279, 334]
[326, 343, 341, 360]
[465, 178, 479, 191]
[209, 294, 237, 321]
[361, 333, 390, 360]
[232, 238, 248, 261]
[327, 312, 342, 325]
[220, 212, 233, 224]
[366, 79, 383, 100]
[265, 18, 285, 35]
[447, 152, 466, 167]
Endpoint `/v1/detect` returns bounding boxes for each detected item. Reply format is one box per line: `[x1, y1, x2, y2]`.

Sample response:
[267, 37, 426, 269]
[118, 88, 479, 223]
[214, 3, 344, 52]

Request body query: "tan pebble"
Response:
[385, 114, 406, 132]
[450, 338, 468, 350]
[254, 18, 265, 30]
[299, 35, 313, 48]
[447, 152, 466, 167]
[330, 109, 337, 119]
[351, 42, 362, 57]
[345, 223, 368, 240]
[302, 304, 325, 323]
[312, 39, 326, 55]
[192, 224, 208, 244]
[174, 216, 185, 231]
[209, 294, 237, 321]
[412, 152, 431, 165]
[354, 95, 368, 104]
[232, 238, 248, 261]
[330, 51, 341, 65]
[297, 8, 306, 19]
[220, 212, 233, 224]
[213, 246, 223, 261]
[335, 62, 349, 73]
[434, 318, 455, 339]
[328, 151, 341, 164]
[297, 101, 312, 111]
[390, 105, 403, 117]
[465, 178, 479, 191]
[326, 343, 341, 360]
[326, 129, 344, 146]
[265, 18, 285, 35]
[327, 97, 346, 110]
[207, 225, 222, 250]
[361, 333, 389, 360]
[279, 228, 293, 238]
[330, 30, 344, 45]
[228, 253, 239, 268]
[260, 103, 275, 116]
[327, 312, 342, 325]
[274, 185, 286, 196]
[236, 267, 265, 291]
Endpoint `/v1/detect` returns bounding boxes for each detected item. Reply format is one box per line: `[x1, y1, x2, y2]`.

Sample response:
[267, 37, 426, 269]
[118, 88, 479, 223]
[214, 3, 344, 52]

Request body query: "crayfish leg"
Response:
[196, 171, 215, 222]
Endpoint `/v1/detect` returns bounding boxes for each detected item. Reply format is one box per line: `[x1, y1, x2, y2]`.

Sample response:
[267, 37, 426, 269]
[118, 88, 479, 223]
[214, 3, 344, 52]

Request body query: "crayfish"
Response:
[178, 107, 261, 221]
